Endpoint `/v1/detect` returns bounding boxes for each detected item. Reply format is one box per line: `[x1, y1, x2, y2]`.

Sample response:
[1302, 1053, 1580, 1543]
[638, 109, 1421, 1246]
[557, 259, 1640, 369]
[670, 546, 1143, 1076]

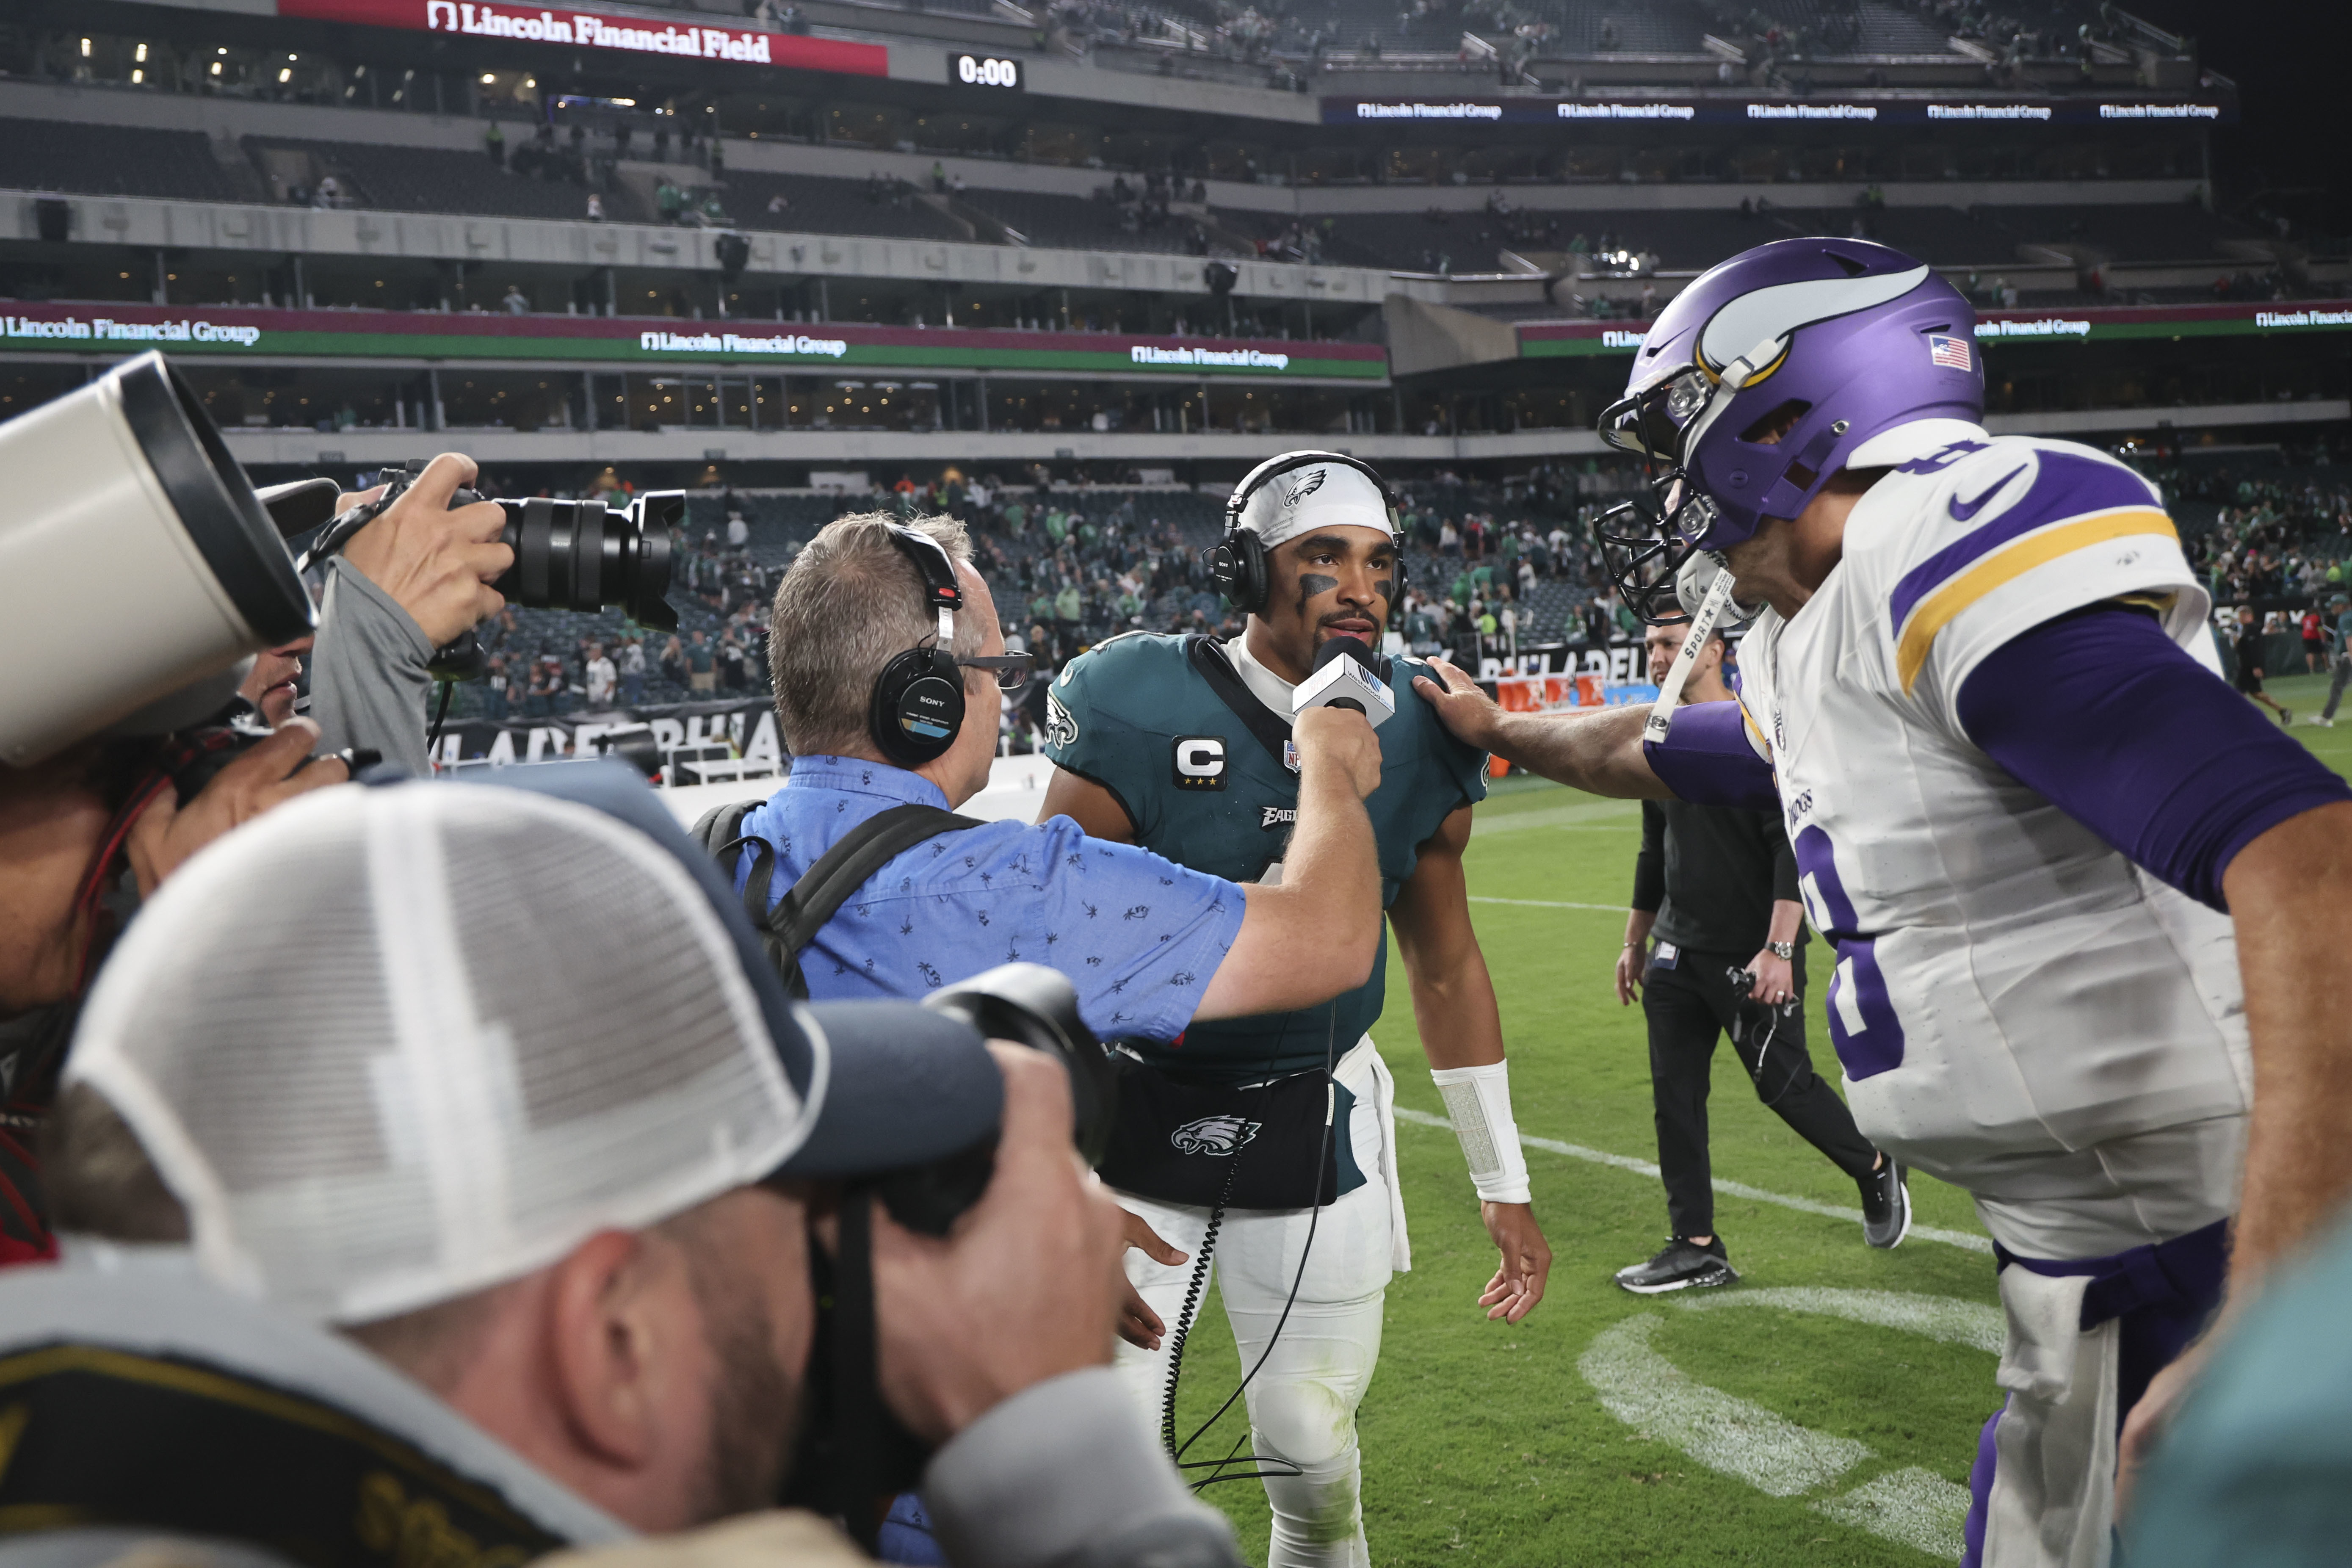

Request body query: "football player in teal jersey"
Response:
[1039, 452, 1553, 1568]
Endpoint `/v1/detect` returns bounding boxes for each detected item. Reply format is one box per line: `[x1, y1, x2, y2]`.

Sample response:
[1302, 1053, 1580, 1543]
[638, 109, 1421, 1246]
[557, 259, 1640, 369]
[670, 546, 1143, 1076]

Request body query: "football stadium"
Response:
[2, 0, 2350, 1564]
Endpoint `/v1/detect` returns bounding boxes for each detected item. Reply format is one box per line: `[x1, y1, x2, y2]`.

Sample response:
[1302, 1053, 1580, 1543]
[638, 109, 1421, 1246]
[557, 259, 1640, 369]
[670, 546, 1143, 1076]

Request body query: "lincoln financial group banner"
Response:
[0, 303, 1390, 381]
[1516, 300, 2352, 359]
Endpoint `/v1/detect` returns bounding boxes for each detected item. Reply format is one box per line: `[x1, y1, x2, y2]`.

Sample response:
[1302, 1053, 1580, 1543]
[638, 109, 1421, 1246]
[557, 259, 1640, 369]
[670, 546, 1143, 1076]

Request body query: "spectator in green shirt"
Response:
[1054, 583, 1082, 625]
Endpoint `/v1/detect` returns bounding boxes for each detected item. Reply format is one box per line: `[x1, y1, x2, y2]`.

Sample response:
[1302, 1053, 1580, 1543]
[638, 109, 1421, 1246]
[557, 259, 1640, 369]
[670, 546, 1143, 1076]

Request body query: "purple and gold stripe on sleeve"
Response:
[1890, 449, 2177, 693]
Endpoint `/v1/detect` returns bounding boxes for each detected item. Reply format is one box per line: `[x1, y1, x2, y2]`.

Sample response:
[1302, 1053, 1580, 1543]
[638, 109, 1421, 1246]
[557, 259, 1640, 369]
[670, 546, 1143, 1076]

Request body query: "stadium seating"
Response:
[720, 169, 969, 243]
[246, 137, 606, 222]
[958, 189, 1202, 255]
[0, 116, 257, 204]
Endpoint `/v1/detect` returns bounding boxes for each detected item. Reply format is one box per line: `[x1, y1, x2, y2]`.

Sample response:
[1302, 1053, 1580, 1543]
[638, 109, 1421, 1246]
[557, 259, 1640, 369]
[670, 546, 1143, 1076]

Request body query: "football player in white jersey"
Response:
[1410, 238, 2352, 1568]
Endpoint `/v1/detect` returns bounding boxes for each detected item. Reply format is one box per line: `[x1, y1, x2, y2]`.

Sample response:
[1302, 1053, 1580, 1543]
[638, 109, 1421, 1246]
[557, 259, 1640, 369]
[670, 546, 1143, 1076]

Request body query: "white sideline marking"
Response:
[1393, 1107, 1995, 1254]
[1678, 1286, 2005, 1355]
[1581, 1291, 1989, 1560]
[1467, 896, 1627, 912]
[1579, 1315, 1871, 1496]
[1813, 1466, 1972, 1560]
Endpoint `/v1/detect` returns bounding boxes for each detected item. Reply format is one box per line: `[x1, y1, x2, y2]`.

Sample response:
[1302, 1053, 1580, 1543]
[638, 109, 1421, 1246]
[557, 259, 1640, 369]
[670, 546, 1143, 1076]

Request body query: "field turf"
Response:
[1168, 672, 2352, 1565]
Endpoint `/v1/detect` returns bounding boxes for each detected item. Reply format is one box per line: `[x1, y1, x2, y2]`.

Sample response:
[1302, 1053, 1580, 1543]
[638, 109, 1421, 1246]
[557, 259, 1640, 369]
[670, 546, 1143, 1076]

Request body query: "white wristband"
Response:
[1429, 1061, 1531, 1205]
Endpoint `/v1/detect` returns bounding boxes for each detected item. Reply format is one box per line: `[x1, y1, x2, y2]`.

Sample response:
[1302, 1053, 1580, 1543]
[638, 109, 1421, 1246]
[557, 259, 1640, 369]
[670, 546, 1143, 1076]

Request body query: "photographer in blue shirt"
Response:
[722, 513, 1385, 1040]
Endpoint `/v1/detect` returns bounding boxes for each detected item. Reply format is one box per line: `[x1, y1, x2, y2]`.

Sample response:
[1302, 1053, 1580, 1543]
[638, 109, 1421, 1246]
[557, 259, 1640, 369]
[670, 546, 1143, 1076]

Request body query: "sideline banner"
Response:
[0, 302, 1389, 380]
[431, 694, 779, 770]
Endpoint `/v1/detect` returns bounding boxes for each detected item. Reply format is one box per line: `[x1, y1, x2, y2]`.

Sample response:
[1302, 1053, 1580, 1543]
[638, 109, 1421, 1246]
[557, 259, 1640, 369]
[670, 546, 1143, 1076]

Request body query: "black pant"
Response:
[1643, 946, 1878, 1239]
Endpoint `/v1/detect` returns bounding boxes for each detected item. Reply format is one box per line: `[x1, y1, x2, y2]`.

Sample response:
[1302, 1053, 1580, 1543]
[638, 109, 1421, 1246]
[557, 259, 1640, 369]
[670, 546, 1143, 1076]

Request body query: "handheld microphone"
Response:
[1292, 636, 1396, 728]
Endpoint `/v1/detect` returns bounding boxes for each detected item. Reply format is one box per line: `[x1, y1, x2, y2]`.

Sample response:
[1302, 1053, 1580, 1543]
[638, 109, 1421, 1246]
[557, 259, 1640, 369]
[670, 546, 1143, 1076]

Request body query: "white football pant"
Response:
[1110, 1040, 1396, 1568]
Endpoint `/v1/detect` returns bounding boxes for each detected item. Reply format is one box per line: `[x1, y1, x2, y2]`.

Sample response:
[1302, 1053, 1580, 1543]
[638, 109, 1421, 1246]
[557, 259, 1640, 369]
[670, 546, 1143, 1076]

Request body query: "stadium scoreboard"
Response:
[950, 53, 1023, 90]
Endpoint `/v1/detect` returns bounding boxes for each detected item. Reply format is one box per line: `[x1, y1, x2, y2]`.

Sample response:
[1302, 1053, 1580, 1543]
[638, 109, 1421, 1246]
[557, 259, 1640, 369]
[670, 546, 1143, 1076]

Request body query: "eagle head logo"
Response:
[1273, 468, 1327, 510]
[1171, 1114, 1262, 1156]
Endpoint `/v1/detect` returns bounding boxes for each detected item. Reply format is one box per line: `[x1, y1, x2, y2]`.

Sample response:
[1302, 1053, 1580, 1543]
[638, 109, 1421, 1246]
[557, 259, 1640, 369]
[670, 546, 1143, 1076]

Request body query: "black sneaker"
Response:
[1614, 1236, 1738, 1294]
[1859, 1155, 1911, 1249]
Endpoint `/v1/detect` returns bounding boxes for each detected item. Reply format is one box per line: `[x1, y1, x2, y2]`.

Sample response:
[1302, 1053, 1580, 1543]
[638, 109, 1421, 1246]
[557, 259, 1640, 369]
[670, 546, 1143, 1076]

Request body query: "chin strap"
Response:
[1644, 562, 1743, 747]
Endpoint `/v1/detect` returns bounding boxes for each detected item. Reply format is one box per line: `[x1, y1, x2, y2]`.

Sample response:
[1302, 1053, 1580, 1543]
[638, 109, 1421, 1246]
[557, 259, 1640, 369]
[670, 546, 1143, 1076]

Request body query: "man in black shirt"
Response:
[1609, 619, 1907, 1293]
[2233, 604, 2291, 727]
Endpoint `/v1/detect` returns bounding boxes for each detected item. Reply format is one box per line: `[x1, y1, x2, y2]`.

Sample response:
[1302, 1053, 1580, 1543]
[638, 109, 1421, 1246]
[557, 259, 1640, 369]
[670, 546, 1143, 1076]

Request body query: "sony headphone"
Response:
[868, 523, 968, 768]
[1205, 450, 1407, 619]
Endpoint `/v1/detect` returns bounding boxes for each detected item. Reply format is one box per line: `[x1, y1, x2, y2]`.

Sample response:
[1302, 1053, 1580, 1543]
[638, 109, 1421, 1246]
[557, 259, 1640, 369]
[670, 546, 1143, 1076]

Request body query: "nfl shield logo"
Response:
[1928, 334, 1974, 373]
[1282, 738, 1299, 772]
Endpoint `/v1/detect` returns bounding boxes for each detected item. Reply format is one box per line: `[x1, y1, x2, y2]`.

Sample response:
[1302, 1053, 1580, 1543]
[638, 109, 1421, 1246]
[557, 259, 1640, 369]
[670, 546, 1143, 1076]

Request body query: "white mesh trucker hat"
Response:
[65, 762, 1003, 1324]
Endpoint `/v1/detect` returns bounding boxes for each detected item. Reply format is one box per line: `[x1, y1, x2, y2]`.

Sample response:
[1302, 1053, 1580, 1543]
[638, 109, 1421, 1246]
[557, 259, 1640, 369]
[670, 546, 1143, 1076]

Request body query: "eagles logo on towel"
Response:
[1171, 1114, 1262, 1156]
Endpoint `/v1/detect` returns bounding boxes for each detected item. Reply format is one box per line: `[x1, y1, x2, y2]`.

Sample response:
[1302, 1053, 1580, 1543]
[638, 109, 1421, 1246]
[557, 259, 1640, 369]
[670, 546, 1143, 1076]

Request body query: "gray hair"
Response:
[768, 511, 983, 758]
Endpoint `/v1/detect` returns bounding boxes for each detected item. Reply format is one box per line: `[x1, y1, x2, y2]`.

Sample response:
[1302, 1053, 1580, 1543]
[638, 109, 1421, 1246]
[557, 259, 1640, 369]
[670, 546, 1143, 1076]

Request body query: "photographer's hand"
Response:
[1116, 1208, 1187, 1351]
[868, 1043, 1127, 1446]
[125, 719, 349, 897]
[341, 454, 513, 646]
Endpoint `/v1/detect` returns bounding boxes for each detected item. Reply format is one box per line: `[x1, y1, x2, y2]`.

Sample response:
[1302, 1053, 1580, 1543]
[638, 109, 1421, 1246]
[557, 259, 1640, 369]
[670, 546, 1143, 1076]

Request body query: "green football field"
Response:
[1168, 672, 2352, 1566]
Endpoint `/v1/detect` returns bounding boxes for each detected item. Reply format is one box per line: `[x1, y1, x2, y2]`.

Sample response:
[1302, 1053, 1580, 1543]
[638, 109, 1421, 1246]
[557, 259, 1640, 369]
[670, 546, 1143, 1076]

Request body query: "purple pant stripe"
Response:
[1961, 1406, 2002, 1568]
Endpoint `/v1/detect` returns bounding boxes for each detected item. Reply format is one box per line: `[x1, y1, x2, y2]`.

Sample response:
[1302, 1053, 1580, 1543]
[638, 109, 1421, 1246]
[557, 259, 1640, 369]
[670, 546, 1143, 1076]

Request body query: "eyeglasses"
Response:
[956, 652, 1035, 690]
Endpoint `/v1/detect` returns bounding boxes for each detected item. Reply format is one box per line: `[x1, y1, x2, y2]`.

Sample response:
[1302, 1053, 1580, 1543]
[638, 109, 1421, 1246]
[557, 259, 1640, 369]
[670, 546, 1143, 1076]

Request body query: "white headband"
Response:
[1235, 460, 1395, 551]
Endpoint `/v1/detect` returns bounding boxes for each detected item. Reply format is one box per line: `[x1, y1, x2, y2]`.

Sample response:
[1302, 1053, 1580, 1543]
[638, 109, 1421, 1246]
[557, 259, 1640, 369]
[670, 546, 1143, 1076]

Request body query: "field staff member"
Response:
[1613, 617, 1903, 1296]
[1040, 452, 1554, 1568]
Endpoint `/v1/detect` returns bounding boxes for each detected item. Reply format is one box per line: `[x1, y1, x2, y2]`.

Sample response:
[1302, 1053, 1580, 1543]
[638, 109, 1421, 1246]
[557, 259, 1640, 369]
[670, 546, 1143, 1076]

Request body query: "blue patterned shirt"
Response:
[731, 755, 1246, 1042]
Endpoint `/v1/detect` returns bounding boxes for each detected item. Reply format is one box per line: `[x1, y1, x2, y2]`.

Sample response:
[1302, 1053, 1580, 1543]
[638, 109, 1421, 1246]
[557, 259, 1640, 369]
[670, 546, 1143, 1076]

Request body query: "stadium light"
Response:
[131, 69, 143, 83]
[279, 67, 292, 83]
[481, 73, 495, 84]
[79, 39, 90, 57]
[210, 61, 221, 75]
[134, 43, 147, 62]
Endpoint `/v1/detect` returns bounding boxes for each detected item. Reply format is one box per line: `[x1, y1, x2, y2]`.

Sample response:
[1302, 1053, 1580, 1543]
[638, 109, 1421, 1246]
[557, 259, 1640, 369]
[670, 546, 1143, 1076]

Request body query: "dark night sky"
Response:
[2117, 0, 2352, 227]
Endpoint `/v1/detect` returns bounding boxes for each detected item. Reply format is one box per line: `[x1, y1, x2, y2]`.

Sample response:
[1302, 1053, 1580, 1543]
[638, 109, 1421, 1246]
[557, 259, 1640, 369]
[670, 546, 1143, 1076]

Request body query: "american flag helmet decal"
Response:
[1929, 333, 1975, 372]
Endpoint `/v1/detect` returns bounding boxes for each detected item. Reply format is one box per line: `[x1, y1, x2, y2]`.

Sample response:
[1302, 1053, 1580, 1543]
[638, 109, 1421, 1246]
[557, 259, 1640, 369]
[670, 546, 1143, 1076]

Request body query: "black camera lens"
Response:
[486, 492, 682, 631]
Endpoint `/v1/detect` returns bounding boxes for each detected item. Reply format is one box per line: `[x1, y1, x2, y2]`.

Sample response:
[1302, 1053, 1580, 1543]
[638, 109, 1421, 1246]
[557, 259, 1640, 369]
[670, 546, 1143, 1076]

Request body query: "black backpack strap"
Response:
[716, 802, 979, 999]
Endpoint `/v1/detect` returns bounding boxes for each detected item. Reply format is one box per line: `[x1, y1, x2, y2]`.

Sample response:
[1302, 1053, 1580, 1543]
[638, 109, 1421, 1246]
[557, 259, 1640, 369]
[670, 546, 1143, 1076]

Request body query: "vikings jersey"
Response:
[1717, 431, 2250, 1195]
[1045, 632, 1488, 1083]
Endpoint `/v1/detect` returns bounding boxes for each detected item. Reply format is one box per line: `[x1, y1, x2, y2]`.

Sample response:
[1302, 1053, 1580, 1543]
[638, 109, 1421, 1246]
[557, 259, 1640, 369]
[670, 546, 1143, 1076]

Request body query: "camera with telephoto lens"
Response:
[783, 963, 1117, 1540]
[868, 962, 1116, 1237]
[317, 463, 682, 681]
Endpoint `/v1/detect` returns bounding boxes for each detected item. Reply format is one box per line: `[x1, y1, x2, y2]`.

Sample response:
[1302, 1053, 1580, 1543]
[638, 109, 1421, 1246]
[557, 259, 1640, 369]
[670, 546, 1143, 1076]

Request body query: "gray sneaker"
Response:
[1614, 1236, 1739, 1294]
[1859, 1156, 1911, 1249]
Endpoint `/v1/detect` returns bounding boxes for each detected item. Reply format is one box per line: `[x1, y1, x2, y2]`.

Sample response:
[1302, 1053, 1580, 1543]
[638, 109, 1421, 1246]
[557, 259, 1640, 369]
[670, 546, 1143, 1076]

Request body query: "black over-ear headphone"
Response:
[1205, 450, 1407, 619]
[868, 523, 968, 767]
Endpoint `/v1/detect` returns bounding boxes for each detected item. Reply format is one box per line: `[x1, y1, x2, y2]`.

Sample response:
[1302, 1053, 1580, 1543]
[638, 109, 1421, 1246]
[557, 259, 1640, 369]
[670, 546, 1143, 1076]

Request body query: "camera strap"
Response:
[695, 800, 978, 1000]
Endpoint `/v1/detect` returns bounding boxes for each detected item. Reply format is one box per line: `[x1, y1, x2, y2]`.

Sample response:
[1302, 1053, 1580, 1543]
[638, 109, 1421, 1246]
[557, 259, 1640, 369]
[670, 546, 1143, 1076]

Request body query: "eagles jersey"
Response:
[1722, 431, 2250, 1193]
[1045, 632, 1489, 1083]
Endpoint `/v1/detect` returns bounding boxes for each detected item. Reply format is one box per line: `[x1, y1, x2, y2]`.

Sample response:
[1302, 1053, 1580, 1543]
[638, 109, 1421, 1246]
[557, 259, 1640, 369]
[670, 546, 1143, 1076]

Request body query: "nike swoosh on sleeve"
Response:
[1947, 464, 2028, 523]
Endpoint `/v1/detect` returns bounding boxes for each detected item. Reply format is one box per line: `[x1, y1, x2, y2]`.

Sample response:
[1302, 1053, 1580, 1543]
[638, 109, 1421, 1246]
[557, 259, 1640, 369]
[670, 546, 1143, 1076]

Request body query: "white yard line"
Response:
[1466, 895, 1628, 912]
[1394, 1106, 1994, 1255]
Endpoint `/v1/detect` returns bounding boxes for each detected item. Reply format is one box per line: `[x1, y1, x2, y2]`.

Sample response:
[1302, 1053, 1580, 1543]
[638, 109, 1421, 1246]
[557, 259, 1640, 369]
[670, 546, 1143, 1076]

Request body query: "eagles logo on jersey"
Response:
[1045, 689, 1079, 749]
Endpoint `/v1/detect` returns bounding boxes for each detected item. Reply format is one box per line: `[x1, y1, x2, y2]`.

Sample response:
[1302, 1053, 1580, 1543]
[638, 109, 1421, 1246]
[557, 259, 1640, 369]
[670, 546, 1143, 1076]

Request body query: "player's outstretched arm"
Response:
[1193, 705, 1385, 1020]
[1411, 660, 1670, 799]
[1390, 807, 1552, 1323]
[2217, 798, 2352, 1286]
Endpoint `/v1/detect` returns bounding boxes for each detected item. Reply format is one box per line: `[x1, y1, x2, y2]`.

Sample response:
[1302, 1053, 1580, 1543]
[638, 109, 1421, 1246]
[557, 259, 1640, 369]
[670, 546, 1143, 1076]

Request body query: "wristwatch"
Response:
[1766, 940, 1796, 961]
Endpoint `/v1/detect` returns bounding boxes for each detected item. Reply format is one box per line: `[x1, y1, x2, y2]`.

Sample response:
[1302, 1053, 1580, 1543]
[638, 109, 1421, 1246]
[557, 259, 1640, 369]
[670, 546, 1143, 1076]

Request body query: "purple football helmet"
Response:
[1595, 238, 1984, 622]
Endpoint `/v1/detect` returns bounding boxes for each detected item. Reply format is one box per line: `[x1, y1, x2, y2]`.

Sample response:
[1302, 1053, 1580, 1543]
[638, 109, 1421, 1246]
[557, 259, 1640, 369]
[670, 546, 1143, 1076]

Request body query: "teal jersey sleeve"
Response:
[1041, 633, 1185, 840]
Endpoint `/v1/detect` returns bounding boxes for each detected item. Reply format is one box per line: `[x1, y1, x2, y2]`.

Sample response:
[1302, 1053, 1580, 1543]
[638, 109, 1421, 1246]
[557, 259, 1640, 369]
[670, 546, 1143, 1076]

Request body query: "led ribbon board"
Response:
[0, 304, 1390, 379]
